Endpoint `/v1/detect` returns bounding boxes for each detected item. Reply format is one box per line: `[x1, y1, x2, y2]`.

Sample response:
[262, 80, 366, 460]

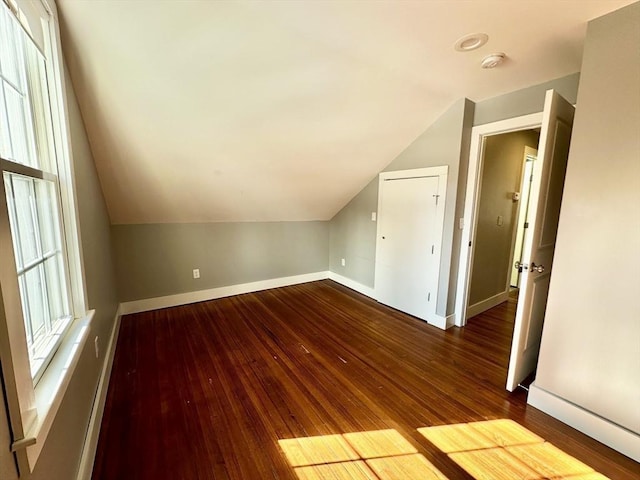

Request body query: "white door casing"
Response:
[505, 90, 575, 391]
[510, 147, 537, 288]
[455, 112, 543, 327]
[374, 167, 447, 325]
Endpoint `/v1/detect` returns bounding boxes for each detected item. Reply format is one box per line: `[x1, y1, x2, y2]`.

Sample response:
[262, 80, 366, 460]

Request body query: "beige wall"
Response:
[469, 130, 539, 306]
[112, 221, 329, 302]
[0, 63, 119, 479]
[535, 2, 640, 433]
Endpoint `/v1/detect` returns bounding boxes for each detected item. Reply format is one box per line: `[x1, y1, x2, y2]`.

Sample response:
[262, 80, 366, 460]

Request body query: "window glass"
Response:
[1, 0, 75, 386]
[10, 174, 40, 267]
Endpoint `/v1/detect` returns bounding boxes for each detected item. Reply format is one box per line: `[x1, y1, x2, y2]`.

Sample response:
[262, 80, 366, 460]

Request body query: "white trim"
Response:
[45, 0, 89, 316]
[76, 306, 122, 480]
[327, 272, 375, 298]
[329, 271, 453, 330]
[454, 112, 543, 327]
[528, 383, 640, 462]
[378, 165, 448, 182]
[432, 313, 456, 330]
[120, 272, 330, 315]
[24, 310, 94, 469]
[466, 291, 510, 319]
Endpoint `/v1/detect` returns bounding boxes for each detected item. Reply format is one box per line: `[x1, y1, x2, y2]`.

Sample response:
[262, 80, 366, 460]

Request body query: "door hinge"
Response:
[431, 245, 434, 254]
[524, 222, 529, 228]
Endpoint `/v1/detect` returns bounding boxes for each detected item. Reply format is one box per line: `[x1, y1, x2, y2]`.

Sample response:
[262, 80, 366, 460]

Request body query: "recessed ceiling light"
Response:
[454, 33, 489, 52]
[481, 52, 506, 69]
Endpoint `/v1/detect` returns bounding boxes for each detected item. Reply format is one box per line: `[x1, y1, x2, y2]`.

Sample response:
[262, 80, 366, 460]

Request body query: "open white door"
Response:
[506, 90, 575, 391]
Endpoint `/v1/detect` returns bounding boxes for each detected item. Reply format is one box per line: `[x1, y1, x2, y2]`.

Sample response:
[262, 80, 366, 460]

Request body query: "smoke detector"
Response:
[454, 33, 489, 52]
[481, 53, 506, 69]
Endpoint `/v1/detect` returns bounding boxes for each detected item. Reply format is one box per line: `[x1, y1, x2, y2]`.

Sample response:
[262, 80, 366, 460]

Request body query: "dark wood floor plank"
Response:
[92, 280, 639, 480]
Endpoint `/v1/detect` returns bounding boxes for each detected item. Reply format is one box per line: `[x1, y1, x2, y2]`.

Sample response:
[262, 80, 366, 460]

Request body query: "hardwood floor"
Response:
[92, 280, 639, 479]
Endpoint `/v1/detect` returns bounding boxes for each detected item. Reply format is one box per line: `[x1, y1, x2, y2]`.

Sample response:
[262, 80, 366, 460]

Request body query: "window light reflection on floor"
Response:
[278, 420, 610, 480]
[278, 429, 447, 479]
[418, 419, 610, 480]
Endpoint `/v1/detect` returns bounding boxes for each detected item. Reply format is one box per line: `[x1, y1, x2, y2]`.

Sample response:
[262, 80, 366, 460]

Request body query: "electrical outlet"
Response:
[341, 258, 346, 267]
[94, 336, 99, 358]
[193, 268, 200, 279]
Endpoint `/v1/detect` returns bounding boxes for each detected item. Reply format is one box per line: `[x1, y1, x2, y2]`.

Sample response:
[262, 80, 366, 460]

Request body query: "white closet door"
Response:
[375, 170, 445, 322]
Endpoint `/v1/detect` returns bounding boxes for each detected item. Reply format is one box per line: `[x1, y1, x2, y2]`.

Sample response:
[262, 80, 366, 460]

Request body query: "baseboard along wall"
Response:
[76, 306, 122, 480]
[528, 382, 640, 462]
[466, 290, 510, 319]
[120, 271, 330, 315]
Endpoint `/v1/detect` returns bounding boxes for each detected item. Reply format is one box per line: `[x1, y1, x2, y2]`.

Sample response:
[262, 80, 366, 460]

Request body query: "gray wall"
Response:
[535, 2, 640, 433]
[473, 73, 580, 126]
[112, 221, 329, 302]
[469, 130, 539, 305]
[0, 64, 119, 479]
[329, 73, 580, 318]
[330, 99, 474, 317]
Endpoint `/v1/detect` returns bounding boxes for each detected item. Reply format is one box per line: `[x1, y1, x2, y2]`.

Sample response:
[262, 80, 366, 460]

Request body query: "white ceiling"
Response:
[57, 0, 633, 224]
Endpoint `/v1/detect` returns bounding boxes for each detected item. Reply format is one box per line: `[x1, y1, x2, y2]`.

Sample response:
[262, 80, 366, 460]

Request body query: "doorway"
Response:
[455, 90, 575, 392]
[466, 131, 539, 319]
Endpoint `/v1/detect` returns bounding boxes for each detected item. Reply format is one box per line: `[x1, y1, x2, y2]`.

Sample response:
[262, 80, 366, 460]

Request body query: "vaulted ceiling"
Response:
[57, 0, 633, 224]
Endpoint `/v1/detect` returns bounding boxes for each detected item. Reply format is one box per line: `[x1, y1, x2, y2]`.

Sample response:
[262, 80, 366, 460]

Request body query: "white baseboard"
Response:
[120, 271, 330, 315]
[528, 382, 640, 462]
[467, 290, 510, 319]
[76, 305, 123, 480]
[328, 272, 453, 331]
[432, 313, 456, 330]
[327, 271, 376, 298]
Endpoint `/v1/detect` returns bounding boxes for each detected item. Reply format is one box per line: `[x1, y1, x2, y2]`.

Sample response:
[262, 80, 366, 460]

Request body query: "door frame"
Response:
[509, 146, 538, 289]
[375, 166, 448, 327]
[454, 113, 543, 327]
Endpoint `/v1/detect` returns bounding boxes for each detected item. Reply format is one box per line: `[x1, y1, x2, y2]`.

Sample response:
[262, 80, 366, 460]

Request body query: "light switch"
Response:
[497, 215, 503, 226]
[371, 212, 377, 221]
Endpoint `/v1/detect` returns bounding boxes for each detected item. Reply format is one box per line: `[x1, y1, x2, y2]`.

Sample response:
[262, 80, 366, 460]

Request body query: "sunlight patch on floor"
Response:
[279, 429, 447, 480]
[279, 434, 360, 467]
[418, 419, 610, 480]
[279, 421, 610, 479]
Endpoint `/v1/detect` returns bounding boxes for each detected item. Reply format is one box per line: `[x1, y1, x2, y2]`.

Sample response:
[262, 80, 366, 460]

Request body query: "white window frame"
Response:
[0, 0, 91, 474]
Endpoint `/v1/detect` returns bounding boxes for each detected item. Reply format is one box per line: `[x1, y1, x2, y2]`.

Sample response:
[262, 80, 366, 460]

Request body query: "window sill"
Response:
[19, 309, 94, 471]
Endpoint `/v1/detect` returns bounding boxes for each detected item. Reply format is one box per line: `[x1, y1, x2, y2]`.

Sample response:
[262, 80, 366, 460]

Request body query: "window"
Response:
[0, 0, 89, 473]
[1, 1, 71, 383]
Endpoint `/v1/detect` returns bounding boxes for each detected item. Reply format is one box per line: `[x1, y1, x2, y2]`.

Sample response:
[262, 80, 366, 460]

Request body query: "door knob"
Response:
[531, 262, 545, 273]
[514, 261, 526, 272]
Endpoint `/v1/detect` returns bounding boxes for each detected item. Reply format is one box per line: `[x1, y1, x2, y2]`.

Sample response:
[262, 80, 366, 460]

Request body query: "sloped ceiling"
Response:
[57, 0, 633, 224]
